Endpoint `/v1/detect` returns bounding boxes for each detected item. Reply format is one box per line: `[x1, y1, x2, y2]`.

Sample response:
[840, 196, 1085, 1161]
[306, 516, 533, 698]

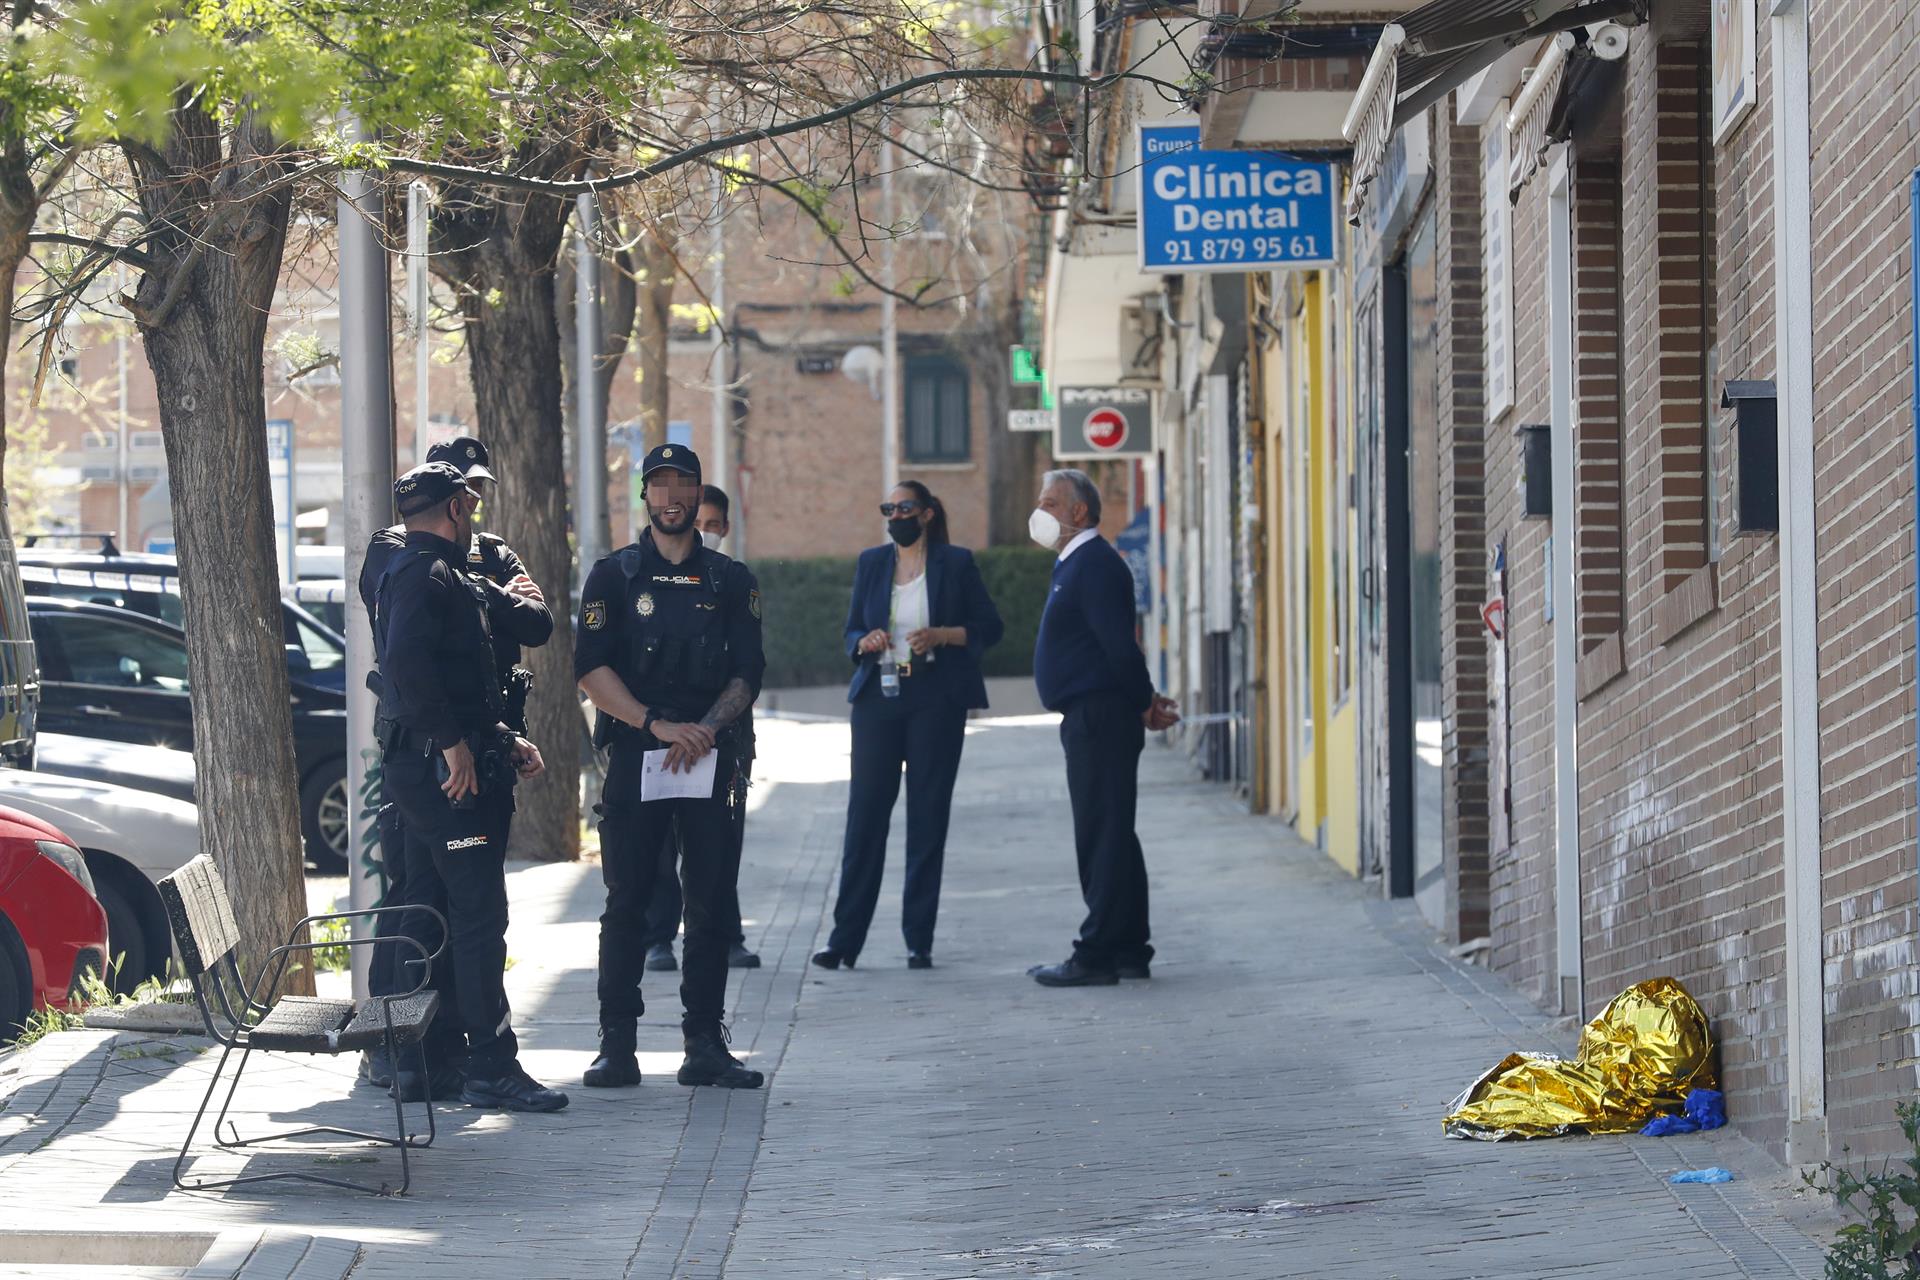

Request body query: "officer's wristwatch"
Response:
[640, 709, 660, 737]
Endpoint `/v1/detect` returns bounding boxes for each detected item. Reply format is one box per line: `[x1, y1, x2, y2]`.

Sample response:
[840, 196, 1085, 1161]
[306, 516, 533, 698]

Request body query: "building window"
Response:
[905, 356, 970, 462]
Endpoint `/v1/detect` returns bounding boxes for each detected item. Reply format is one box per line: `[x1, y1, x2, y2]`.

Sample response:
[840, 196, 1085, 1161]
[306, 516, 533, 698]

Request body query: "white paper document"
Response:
[639, 748, 718, 802]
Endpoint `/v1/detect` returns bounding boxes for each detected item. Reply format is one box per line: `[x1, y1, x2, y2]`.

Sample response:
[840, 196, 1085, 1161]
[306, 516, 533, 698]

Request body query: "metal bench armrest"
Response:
[278, 905, 450, 961]
[248, 934, 435, 1016]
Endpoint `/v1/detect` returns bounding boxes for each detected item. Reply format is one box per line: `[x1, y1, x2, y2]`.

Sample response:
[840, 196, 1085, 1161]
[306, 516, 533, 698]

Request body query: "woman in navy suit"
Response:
[813, 481, 1004, 970]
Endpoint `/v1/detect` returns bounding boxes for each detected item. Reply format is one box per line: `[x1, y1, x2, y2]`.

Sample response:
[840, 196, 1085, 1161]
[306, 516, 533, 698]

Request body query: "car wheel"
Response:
[0, 913, 31, 1041]
[85, 861, 159, 995]
[302, 763, 350, 874]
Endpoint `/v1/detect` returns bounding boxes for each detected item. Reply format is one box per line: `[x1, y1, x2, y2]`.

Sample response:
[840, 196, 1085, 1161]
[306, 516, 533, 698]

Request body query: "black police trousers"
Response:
[383, 747, 519, 1074]
[597, 741, 743, 1036]
[1061, 689, 1154, 971]
[826, 676, 967, 959]
[370, 705, 528, 1006]
[641, 767, 750, 950]
[367, 802, 410, 1004]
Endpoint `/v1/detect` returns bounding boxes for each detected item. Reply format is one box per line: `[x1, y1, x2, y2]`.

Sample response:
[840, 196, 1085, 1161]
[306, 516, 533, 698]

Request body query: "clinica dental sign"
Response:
[1137, 120, 1338, 274]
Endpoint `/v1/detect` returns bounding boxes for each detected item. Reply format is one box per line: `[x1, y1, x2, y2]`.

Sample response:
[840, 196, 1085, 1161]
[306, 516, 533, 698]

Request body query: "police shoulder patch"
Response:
[748, 588, 761, 620]
[584, 600, 606, 631]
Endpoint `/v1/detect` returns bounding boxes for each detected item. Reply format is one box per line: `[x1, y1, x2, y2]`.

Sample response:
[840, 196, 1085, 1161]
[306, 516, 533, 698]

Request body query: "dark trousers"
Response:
[1061, 690, 1153, 970]
[597, 742, 744, 1036]
[368, 803, 410, 1002]
[383, 750, 518, 1074]
[827, 676, 968, 958]
[641, 769, 750, 949]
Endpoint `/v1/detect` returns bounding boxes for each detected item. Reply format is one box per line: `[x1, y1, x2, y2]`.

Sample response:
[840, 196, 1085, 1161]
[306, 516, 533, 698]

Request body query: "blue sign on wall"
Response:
[1137, 120, 1338, 274]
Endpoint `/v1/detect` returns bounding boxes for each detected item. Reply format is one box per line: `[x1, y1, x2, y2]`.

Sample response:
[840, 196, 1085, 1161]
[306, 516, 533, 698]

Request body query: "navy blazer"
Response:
[843, 542, 1005, 708]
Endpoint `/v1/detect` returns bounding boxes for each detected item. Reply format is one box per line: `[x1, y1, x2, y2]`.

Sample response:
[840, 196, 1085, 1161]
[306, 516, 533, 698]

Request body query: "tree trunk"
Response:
[123, 119, 310, 989]
[435, 199, 582, 863]
[631, 234, 676, 453]
[0, 152, 36, 499]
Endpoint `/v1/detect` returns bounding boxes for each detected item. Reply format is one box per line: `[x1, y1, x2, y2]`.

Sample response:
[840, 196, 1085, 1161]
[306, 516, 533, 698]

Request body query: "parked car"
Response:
[34, 732, 196, 805]
[16, 539, 348, 693]
[0, 803, 109, 1037]
[25, 598, 350, 871]
[0, 771, 197, 995]
[289, 578, 350, 636]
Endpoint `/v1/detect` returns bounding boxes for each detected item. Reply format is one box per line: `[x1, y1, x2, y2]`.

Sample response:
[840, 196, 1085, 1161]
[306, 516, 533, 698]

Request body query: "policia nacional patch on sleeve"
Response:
[749, 588, 761, 620]
[584, 600, 606, 630]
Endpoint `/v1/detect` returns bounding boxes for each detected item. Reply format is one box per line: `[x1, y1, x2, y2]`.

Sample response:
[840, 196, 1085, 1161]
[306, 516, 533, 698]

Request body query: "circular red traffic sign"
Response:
[1085, 408, 1129, 451]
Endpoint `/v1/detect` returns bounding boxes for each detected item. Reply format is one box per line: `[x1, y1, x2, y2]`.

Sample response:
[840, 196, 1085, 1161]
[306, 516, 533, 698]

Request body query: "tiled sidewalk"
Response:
[0, 718, 1838, 1278]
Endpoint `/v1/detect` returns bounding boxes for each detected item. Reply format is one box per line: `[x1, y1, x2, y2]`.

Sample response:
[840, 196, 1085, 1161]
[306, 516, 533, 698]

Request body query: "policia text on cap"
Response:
[575, 445, 768, 1091]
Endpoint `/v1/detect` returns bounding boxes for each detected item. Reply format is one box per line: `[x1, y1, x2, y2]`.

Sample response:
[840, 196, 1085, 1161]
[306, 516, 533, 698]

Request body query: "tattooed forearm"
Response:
[699, 678, 756, 732]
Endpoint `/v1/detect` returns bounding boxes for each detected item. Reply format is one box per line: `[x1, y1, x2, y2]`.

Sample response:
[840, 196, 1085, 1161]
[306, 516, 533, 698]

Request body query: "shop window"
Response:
[905, 356, 970, 463]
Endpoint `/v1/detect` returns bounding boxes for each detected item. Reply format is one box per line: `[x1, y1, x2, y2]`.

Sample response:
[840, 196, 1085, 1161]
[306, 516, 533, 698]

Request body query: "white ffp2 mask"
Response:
[1028, 508, 1062, 549]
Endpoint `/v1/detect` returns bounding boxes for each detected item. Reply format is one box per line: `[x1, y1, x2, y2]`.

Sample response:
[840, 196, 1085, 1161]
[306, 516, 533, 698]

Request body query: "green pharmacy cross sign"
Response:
[1011, 346, 1044, 385]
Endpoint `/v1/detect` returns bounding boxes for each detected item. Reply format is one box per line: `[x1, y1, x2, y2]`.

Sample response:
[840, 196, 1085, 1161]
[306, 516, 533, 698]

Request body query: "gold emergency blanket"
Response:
[1442, 977, 1715, 1141]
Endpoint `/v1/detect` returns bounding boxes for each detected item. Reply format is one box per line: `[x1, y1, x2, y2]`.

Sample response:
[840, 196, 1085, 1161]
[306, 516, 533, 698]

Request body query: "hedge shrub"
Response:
[754, 544, 1053, 688]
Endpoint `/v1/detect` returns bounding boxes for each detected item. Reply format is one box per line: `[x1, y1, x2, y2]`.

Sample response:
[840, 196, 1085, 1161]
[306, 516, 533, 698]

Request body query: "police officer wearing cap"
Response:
[577, 444, 766, 1091]
[375, 461, 568, 1112]
[355, 436, 551, 1093]
[642, 484, 760, 976]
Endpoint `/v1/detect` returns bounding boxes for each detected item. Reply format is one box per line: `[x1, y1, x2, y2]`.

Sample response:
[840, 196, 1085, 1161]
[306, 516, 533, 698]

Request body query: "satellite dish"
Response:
[840, 345, 884, 400]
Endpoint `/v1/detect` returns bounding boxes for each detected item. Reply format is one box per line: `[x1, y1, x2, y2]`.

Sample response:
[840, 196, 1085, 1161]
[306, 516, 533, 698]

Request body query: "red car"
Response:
[0, 804, 108, 1038]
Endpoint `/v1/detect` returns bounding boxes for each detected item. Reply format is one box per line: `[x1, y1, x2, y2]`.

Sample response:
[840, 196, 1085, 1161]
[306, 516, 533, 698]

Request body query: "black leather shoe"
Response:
[728, 942, 762, 969]
[678, 1029, 764, 1089]
[1028, 957, 1119, 987]
[462, 1065, 569, 1112]
[358, 1048, 394, 1090]
[391, 1063, 466, 1102]
[811, 948, 854, 970]
[645, 943, 678, 972]
[1116, 963, 1151, 980]
[907, 952, 933, 970]
[583, 1049, 642, 1088]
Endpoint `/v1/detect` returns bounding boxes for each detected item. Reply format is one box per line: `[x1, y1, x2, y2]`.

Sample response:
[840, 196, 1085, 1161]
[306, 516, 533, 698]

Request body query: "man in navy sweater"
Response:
[1026, 469, 1180, 987]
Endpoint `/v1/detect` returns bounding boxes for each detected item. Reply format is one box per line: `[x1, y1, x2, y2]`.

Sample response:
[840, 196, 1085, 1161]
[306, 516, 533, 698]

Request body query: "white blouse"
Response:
[889, 573, 929, 666]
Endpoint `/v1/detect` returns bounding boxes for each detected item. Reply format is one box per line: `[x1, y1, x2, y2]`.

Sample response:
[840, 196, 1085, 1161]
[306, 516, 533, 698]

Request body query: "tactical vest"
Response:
[616, 543, 733, 717]
[374, 544, 504, 734]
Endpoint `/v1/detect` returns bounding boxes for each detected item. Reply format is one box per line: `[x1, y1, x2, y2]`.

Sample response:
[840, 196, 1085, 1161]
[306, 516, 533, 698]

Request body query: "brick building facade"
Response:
[1329, 0, 1920, 1166]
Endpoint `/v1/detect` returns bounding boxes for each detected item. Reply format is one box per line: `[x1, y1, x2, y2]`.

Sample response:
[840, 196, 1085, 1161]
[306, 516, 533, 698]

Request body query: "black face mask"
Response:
[887, 518, 924, 548]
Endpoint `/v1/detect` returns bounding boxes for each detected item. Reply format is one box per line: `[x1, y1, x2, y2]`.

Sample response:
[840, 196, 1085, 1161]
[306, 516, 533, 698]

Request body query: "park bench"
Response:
[156, 854, 445, 1196]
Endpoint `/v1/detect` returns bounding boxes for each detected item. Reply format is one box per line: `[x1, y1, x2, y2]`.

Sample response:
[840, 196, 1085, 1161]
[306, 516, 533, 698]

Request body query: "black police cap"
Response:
[426, 434, 497, 483]
[640, 443, 701, 484]
[394, 461, 474, 517]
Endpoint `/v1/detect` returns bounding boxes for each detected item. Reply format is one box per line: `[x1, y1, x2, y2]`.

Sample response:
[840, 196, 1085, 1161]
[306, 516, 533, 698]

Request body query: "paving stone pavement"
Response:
[0, 717, 1839, 1279]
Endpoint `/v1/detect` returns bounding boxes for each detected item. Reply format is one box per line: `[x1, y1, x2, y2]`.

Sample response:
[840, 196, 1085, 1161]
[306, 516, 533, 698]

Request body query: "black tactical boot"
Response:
[461, 1064, 569, 1113]
[677, 1027, 764, 1089]
[584, 1024, 642, 1088]
[391, 1062, 466, 1103]
[358, 1047, 395, 1090]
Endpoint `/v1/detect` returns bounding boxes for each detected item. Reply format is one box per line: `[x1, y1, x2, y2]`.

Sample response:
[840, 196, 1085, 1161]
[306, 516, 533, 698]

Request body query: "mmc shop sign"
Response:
[1137, 120, 1337, 273]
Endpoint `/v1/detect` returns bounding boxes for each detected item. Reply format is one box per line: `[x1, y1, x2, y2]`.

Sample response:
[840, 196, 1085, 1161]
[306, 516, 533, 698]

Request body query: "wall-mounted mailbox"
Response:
[1519, 424, 1552, 518]
[1721, 380, 1778, 534]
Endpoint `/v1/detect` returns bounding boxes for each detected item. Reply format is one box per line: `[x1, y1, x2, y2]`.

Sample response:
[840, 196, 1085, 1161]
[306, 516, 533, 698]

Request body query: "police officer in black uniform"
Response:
[376, 461, 568, 1112]
[576, 445, 765, 1091]
[357, 437, 551, 1092]
[642, 484, 760, 975]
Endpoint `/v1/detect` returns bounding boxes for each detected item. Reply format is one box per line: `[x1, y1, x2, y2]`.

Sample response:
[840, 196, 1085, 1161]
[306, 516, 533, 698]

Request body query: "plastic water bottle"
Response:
[880, 661, 900, 698]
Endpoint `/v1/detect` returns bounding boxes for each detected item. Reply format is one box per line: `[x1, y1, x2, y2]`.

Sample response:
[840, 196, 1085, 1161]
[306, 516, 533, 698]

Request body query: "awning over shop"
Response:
[1340, 0, 1641, 222]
